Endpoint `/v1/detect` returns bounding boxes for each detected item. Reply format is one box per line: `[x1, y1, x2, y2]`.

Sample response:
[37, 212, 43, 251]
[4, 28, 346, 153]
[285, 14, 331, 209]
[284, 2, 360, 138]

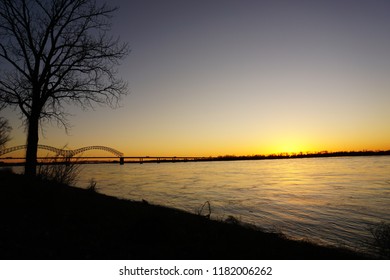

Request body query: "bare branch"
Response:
[0, 0, 129, 175]
[0, 116, 12, 149]
[0, 0, 129, 123]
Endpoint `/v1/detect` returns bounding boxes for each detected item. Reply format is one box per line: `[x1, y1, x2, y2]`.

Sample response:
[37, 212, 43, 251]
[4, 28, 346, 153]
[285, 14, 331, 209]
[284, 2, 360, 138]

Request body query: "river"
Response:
[13, 156, 390, 255]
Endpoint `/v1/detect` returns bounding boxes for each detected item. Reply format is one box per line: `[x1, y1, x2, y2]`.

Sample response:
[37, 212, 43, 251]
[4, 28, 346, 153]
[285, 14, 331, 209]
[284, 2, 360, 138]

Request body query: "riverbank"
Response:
[0, 172, 367, 259]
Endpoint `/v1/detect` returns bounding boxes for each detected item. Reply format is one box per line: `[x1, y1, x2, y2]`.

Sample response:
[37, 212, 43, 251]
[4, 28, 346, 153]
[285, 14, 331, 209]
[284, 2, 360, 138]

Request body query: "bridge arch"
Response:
[0, 145, 123, 158]
[70, 146, 123, 157]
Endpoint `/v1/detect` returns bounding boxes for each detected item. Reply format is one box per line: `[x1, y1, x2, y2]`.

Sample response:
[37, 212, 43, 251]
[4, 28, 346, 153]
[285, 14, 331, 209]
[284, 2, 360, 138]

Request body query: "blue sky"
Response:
[2, 0, 390, 156]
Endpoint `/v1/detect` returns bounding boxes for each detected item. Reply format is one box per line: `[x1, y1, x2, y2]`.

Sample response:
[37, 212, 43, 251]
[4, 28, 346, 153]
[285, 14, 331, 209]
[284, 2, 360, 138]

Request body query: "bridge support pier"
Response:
[120, 157, 124, 165]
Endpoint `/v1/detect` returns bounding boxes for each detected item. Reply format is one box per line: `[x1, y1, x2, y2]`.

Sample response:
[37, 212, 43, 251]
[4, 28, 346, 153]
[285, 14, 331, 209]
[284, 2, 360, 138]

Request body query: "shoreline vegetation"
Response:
[0, 172, 372, 259]
[1, 149, 390, 165]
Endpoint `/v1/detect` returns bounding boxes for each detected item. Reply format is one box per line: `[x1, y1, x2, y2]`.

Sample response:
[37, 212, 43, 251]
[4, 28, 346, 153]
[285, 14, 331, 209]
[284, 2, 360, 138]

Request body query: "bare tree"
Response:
[0, 0, 129, 176]
[0, 116, 11, 149]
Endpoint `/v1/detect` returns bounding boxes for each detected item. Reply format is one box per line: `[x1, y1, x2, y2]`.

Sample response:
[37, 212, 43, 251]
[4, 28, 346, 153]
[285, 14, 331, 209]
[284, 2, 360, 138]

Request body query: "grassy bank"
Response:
[0, 172, 367, 259]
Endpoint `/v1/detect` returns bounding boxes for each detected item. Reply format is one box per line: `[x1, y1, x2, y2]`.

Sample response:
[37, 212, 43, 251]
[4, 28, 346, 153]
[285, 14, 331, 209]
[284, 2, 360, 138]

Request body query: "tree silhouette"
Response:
[0, 116, 11, 149]
[0, 0, 129, 176]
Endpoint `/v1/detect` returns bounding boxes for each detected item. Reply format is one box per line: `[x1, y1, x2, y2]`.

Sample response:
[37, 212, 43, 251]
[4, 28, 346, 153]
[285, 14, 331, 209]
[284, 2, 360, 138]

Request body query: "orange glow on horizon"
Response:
[1, 142, 390, 160]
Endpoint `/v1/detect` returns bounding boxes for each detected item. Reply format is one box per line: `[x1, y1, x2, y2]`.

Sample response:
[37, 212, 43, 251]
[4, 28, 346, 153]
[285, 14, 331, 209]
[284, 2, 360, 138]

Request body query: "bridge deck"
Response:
[0, 156, 207, 164]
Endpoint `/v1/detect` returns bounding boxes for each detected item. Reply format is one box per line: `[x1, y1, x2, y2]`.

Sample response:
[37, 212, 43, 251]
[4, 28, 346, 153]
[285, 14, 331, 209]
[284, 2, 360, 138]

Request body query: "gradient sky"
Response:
[1, 0, 390, 157]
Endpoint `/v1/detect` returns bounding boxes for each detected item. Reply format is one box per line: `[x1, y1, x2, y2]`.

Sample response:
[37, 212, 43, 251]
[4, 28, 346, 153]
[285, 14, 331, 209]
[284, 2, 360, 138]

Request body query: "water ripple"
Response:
[73, 156, 390, 256]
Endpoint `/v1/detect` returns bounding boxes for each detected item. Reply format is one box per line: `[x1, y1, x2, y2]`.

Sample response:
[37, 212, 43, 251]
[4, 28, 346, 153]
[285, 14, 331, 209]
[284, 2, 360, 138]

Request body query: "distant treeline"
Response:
[206, 150, 390, 162]
[2, 150, 390, 166]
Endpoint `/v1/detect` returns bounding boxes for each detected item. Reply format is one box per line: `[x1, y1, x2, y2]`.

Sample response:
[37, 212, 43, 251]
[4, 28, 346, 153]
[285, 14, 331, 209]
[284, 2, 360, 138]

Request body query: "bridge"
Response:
[0, 145, 125, 164]
[0, 145, 209, 165]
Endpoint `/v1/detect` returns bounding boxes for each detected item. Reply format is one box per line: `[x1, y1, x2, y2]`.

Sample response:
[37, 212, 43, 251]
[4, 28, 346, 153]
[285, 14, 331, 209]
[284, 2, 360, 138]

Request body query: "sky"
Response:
[1, 0, 390, 157]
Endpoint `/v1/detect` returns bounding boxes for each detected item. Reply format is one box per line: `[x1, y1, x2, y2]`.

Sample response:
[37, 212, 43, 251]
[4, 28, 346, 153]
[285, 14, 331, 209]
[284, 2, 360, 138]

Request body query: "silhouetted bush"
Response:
[37, 156, 82, 186]
[369, 222, 390, 258]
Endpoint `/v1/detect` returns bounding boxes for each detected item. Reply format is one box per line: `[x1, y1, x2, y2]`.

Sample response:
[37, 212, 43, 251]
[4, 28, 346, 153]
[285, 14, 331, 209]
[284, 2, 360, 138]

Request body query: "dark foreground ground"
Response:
[0, 172, 368, 259]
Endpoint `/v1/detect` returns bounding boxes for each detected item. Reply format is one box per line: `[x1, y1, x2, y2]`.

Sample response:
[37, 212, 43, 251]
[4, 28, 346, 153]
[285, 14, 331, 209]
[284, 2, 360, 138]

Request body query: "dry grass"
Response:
[37, 156, 82, 186]
[369, 222, 390, 258]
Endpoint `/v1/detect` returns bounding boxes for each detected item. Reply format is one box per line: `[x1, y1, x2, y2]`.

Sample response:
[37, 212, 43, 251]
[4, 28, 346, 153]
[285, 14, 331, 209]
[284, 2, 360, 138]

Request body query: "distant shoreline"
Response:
[1, 150, 390, 166]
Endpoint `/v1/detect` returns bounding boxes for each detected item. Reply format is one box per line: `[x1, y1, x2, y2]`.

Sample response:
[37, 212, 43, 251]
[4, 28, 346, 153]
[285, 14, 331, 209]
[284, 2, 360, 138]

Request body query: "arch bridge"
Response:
[0, 145, 124, 163]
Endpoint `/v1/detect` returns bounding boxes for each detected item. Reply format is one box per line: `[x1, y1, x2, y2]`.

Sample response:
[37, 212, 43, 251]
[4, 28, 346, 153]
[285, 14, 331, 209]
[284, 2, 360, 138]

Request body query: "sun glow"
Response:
[269, 139, 312, 155]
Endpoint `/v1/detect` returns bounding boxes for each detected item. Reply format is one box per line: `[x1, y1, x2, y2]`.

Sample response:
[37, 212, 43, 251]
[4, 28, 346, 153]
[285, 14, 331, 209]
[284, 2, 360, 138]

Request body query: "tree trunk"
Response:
[25, 114, 39, 177]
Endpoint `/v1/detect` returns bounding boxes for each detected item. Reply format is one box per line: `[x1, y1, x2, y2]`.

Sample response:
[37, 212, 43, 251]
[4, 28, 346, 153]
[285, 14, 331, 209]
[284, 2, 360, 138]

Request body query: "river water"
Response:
[14, 156, 390, 255]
